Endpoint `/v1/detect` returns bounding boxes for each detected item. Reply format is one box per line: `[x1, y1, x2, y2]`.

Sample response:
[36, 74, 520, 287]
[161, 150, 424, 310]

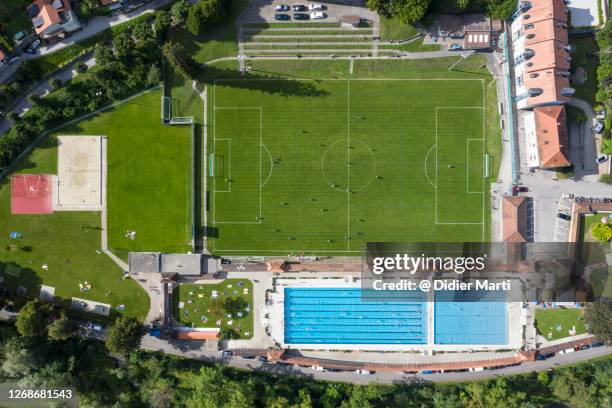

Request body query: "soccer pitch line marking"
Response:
[347, 80, 351, 252]
[434, 106, 485, 228]
[213, 138, 231, 193]
[260, 143, 274, 188]
[424, 144, 437, 189]
[212, 102, 263, 225]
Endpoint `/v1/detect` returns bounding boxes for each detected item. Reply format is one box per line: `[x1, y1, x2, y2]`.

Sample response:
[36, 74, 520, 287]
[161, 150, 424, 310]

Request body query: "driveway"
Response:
[0, 56, 96, 136]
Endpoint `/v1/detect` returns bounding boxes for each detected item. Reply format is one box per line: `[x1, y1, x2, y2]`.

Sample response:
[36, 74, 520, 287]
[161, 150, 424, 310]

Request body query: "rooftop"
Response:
[534, 105, 570, 168]
[503, 196, 528, 242]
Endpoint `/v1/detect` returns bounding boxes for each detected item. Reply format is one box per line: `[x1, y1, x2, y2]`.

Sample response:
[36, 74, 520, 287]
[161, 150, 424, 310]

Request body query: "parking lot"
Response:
[553, 198, 573, 242]
[239, 0, 376, 24]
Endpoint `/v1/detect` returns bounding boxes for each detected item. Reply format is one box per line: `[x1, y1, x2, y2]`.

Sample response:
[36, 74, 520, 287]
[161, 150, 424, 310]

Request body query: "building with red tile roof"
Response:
[534, 105, 570, 168]
[512, 0, 573, 169]
[27, 0, 83, 41]
[502, 196, 528, 242]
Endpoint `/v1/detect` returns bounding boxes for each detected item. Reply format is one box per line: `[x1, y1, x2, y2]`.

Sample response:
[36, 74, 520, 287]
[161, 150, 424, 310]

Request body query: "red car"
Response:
[512, 186, 529, 195]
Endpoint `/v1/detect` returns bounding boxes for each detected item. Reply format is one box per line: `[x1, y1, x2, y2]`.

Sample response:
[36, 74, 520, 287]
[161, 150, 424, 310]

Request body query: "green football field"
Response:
[208, 79, 489, 255]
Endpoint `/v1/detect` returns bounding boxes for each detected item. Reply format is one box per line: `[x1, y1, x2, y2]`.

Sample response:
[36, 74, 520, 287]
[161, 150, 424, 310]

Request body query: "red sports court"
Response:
[11, 174, 53, 214]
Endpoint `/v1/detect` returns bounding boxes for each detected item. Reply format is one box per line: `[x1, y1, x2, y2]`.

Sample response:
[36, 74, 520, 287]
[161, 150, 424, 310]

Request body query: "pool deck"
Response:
[269, 275, 524, 352]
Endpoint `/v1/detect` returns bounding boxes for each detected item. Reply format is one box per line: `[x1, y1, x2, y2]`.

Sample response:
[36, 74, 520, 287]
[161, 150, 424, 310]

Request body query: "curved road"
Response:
[141, 334, 610, 384]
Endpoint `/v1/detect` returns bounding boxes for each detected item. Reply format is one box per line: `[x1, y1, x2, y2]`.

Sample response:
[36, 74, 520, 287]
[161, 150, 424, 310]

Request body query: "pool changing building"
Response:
[268, 276, 524, 352]
[511, 0, 573, 169]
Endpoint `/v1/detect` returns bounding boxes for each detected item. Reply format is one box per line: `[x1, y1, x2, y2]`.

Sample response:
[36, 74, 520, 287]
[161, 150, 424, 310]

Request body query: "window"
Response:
[527, 33, 535, 39]
[524, 23, 534, 30]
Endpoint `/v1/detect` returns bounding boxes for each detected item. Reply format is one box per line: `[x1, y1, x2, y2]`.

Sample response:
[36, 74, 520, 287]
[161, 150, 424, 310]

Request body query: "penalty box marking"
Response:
[435, 107, 485, 227]
[213, 106, 263, 225]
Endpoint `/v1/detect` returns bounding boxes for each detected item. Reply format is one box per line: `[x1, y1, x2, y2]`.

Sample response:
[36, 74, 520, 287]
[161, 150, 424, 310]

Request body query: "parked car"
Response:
[355, 369, 373, 375]
[449, 43, 462, 51]
[86, 323, 103, 331]
[220, 350, 233, 357]
[293, 12, 309, 20]
[557, 212, 571, 221]
[449, 32, 464, 39]
[512, 185, 529, 194]
[592, 121, 604, 133]
[596, 154, 609, 164]
[310, 11, 326, 19]
[275, 13, 291, 20]
[275, 4, 290, 11]
[311, 365, 325, 371]
[31, 38, 41, 48]
[596, 107, 606, 120]
[309, 3, 324, 10]
[292, 4, 307, 11]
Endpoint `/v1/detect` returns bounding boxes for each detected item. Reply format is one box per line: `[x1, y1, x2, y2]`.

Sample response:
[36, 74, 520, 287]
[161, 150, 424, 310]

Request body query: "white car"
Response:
[309, 3, 323, 10]
[310, 11, 326, 19]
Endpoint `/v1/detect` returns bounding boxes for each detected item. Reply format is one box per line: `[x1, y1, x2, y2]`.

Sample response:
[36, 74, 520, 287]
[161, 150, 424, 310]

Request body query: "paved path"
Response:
[24, 0, 173, 59]
[0, 56, 96, 136]
[246, 34, 375, 39]
[140, 334, 611, 384]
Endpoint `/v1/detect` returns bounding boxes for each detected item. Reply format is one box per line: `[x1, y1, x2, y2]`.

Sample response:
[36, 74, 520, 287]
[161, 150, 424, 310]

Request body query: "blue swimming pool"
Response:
[434, 291, 508, 345]
[284, 288, 427, 344]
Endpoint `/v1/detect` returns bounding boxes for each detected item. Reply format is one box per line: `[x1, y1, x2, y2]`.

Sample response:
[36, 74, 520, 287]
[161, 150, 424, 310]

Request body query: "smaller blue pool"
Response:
[434, 290, 508, 345]
[284, 288, 427, 344]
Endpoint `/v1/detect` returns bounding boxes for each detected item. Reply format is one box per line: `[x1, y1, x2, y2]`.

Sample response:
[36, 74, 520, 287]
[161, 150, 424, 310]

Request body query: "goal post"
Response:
[161, 96, 171, 123]
[208, 154, 215, 177]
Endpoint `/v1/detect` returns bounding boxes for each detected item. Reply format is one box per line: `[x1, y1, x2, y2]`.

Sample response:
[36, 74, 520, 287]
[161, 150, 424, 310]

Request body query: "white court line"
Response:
[424, 144, 437, 189]
[466, 139, 485, 194]
[213, 138, 231, 193]
[435, 106, 486, 227]
[260, 144, 274, 188]
[346, 79, 350, 252]
[212, 89, 263, 225]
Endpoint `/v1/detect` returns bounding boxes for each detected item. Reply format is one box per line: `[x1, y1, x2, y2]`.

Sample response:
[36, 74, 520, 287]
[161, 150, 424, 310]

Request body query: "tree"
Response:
[50, 78, 62, 89]
[584, 301, 611, 343]
[105, 316, 143, 356]
[592, 222, 612, 242]
[16, 300, 50, 337]
[171, 0, 189, 25]
[0, 338, 39, 377]
[94, 46, 115, 66]
[154, 10, 172, 38]
[393, 0, 430, 24]
[186, 5, 204, 35]
[147, 65, 162, 86]
[162, 41, 197, 80]
[133, 21, 154, 42]
[47, 313, 77, 341]
[113, 32, 134, 59]
[76, 63, 88, 74]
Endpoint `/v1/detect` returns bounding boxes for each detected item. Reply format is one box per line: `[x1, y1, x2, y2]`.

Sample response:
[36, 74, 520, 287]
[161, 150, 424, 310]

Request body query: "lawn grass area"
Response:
[535, 308, 587, 341]
[0, 144, 149, 321]
[379, 16, 419, 41]
[0, 0, 30, 39]
[570, 36, 598, 106]
[578, 214, 605, 243]
[55, 90, 192, 261]
[172, 279, 253, 339]
[590, 266, 612, 299]
[208, 78, 488, 254]
[380, 40, 441, 52]
[167, 0, 249, 63]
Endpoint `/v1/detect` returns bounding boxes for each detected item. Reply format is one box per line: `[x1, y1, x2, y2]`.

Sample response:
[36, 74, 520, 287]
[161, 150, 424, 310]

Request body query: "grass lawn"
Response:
[171, 279, 253, 339]
[0, 144, 149, 321]
[570, 36, 598, 106]
[535, 308, 587, 341]
[379, 16, 418, 41]
[56, 90, 192, 261]
[208, 78, 488, 255]
[168, 0, 249, 64]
